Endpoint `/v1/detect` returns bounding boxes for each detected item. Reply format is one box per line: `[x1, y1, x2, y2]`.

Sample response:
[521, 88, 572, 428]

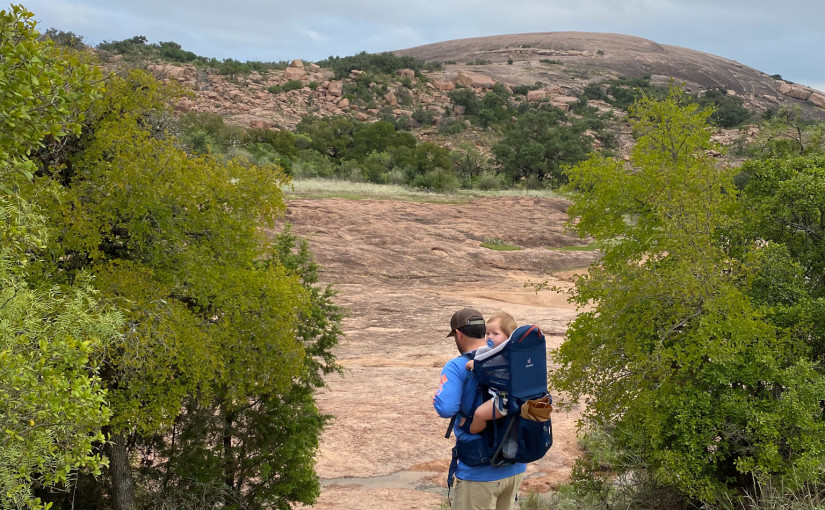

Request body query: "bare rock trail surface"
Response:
[281, 195, 599, 510]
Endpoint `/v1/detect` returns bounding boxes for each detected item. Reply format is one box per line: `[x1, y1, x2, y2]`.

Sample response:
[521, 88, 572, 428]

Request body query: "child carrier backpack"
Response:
[445, 324, 553, 490]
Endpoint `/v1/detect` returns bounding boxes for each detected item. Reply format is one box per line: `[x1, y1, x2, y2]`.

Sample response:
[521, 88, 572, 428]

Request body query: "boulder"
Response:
[550, 96, 579, 110]
[433, 80, 455, 91]
[452, 70, 496, 89]
[384, 91, 398, 106]
[284, 66, 306, 81]
[148, 63, 188, 82]
[328, 80, 344, 97]
[289, 59, 304, 68]
[397, 68, 415, 80]
[779, 82, 813, 101]
[175, 98, 196, 112]
[810, 92, 825, 109]
[526, 89, 546, 102]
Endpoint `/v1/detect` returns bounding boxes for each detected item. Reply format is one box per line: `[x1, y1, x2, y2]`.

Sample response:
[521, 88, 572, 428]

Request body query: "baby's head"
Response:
[486, 312, 517, 346]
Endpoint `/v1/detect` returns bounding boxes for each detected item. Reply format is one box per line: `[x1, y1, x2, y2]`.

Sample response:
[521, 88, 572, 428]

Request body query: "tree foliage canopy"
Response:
[0, 10, 343, 506]
[554, 87, 825, 504]
[23, 65, 338, 508]
[0, 6, 121, 507]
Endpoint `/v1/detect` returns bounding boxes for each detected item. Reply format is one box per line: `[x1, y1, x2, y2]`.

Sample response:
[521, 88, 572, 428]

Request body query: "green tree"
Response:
[350, 120, 415, 161]
[493, 109, 591, 187]
[28, 69, 340, 510]
[0, 4, 100, 184]
[447, 87, 481, 116]
[1, 6, 120, 507]
[1, 196, 122, 510]
[735, 155, 825, 357]
[296, 115, 358, 161]
[695, 88, 751, 128]
[751, 105, 825, 158]
[143, 228, 343, 509]
[554, 87, 825, 504]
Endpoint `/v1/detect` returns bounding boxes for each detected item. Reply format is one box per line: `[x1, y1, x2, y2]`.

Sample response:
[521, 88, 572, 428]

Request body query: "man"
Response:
[433, 308, 525, 510]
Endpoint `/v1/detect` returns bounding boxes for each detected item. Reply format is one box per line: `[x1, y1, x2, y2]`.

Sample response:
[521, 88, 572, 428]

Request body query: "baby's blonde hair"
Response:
[487, 312, 517, 337]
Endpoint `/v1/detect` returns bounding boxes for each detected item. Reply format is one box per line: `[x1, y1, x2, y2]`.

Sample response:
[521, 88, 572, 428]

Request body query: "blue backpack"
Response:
[445, 325, 553, 489]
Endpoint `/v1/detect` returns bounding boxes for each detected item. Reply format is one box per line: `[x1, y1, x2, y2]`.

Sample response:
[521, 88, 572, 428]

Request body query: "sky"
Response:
[19, 0, 825, 92]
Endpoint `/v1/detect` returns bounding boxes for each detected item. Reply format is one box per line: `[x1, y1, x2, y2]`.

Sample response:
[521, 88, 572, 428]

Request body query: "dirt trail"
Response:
[282, 196, 599, 510]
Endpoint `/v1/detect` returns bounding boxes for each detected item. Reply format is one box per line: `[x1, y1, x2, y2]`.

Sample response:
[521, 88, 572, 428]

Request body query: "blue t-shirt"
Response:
[433, 354, 526, 481]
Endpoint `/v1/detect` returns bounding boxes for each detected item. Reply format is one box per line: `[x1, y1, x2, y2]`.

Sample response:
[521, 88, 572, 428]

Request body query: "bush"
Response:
[476, 170, 508, 190]
[448, 87, 481, 115]
[582, 82, 607, 101]
[268, 80, 305, 94]
[694, 88, 751, 128]
[316, 51, 431, 79]
[410, 167, 459, 192]
[292, 150, 337, 178]
[437, 117, 466, 135]
[412, 107, 436, 126]
[512, 83, 543, 96]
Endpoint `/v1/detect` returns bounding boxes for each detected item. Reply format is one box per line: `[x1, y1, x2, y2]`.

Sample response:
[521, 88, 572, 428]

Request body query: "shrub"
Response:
[437, 117, 466, 135]
[292, 150, 337, 178]
[410, 167, 459, 192]
[476, 170, 508, 190]
[694, 88, 751, 127]
[448, 87, 481, 115]
[412, 107, 436, 126]
[512, 83, 543, 96]
[316, 51, 431, 79]
[582, 82, 607, 101]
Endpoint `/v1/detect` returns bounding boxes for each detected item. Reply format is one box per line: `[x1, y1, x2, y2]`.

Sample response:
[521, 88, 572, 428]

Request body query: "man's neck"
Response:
[463, 338, 486, 353]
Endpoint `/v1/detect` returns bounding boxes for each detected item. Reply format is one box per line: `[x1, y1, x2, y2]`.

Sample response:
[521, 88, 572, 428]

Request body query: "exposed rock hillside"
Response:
[134, 31, 825, 138]
[392, 32, 825, 114]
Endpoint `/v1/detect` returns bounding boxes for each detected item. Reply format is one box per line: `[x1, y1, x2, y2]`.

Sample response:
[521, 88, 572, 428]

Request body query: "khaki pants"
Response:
[452, 472, 524, 510]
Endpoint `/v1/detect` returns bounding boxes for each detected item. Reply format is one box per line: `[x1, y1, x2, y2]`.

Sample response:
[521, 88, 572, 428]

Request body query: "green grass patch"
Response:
[481, 238, 522, 251]
[285, 178, 564, 202]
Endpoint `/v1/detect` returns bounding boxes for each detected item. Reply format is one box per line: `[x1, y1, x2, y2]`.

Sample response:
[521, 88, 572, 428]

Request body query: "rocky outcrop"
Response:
[452, 70, 496, 89]
[810, 92, 825, 109]
[327, 80, 344, 97]
[779, 82, 813, 101]
[526, 89, 546, 102]
[392, 32, 825, 118]
[144, 32, 825, 135]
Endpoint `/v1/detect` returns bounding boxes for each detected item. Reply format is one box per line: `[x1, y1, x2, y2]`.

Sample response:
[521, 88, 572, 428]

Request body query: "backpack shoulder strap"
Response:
[444, 351, 475, 439]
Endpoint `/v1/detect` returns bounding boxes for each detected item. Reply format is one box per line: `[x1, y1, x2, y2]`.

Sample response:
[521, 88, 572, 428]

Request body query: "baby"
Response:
[465, 312, 517, 434]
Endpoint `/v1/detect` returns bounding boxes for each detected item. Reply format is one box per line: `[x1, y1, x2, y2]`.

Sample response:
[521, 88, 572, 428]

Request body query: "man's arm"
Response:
[433, 359, 464, 418]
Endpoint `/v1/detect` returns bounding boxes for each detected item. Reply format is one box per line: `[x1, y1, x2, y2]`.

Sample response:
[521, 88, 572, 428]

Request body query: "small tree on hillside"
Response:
[493, 109, 592, 187]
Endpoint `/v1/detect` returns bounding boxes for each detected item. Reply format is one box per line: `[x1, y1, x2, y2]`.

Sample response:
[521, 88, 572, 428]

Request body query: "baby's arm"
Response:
[469, 399, 504, 434]
[465, 359, 475, 370]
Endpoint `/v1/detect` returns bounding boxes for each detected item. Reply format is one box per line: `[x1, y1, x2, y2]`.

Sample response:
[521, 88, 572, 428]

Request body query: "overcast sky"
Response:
[20, 0, 825, 92]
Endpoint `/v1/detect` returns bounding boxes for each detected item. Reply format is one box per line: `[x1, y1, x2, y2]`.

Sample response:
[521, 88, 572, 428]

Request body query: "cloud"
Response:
[303, 30, 328, 43]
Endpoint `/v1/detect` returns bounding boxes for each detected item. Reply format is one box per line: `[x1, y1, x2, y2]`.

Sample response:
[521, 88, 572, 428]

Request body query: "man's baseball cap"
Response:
[447, 308, 485, 337]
